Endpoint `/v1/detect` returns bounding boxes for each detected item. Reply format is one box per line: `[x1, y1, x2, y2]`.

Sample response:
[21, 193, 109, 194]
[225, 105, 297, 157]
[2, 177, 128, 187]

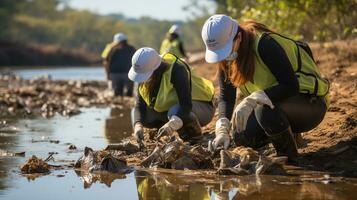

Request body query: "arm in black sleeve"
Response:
[218, 70, 237, 120]
[178, 41, 186, 57]
[258, 35, 299, 102]
[133, 88, 147, 125]
[171, 62, 192, 123]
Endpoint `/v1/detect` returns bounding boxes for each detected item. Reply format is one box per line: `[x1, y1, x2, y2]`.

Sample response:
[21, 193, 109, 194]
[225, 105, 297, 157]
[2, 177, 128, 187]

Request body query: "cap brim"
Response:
[205, 38, 233, 63]
[128, 67, 153, 83]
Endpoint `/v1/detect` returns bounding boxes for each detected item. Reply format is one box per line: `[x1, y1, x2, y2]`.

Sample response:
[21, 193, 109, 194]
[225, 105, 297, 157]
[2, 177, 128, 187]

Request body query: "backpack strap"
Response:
[260, 32, 324, 96]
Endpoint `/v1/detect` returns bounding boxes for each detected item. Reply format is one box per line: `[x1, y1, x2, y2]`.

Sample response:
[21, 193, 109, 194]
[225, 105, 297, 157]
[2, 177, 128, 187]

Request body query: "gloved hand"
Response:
[211, 118, 231, 150]
[232, 90, 274, 132]
[133, 122, 144, 143]
[156, 115, 183, 139]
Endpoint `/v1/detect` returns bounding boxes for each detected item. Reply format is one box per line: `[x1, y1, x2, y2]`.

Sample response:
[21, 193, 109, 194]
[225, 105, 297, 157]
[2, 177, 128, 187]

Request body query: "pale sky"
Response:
[68, 0, 216, 21]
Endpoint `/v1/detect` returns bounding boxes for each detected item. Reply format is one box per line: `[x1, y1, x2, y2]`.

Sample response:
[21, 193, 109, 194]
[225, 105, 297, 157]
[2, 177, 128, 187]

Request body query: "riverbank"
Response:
[0, 41, 100, 66]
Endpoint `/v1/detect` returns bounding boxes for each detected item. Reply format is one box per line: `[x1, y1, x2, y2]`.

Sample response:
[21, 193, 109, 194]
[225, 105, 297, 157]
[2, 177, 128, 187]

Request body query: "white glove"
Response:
[133, 122, 144, 142]
[232, 91, 274, 132]
[212, 118, 231, 150]
[156, 115, 183, 139]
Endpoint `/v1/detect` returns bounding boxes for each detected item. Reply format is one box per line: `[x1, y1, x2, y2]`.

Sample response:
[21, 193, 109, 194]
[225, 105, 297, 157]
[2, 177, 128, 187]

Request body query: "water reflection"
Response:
[131, 170, 355, 200]
[0, 118, 23, 194]
[75, 170, 127, 189]
[104, 107, 132, 144]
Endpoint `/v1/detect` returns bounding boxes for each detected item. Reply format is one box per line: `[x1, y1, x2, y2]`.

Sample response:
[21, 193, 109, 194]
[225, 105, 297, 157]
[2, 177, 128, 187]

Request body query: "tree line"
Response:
[0, 0, 206, 54]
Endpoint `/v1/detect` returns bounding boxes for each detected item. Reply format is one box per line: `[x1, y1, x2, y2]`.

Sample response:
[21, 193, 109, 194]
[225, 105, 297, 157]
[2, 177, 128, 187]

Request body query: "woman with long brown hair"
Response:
[128, 47, 215, 145]
[202, 15, 329, 161]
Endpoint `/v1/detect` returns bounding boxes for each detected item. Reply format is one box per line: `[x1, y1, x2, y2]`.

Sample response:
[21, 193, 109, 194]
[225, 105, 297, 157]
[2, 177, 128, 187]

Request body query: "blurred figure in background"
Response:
[160, 24, 188, 60]
[102, 33, 136, 97]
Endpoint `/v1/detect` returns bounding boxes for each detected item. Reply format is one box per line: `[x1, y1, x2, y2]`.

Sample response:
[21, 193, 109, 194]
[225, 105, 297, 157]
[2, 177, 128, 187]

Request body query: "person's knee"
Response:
[254, 105, 290, 135]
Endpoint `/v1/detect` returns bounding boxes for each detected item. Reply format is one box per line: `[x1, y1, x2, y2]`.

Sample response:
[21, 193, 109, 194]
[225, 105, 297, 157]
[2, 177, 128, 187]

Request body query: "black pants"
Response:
[233, 94, 327, 148]
[109, 73, 133, 97]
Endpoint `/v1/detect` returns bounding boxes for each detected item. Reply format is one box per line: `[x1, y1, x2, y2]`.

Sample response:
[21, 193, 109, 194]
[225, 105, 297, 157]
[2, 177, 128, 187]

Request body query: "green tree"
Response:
[212, 0, 357, 41]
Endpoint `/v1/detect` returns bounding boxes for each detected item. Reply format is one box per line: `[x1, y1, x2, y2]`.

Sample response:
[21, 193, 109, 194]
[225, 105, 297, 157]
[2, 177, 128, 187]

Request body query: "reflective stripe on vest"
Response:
[239, 32, 329, 103]
[160, 39, 184, 58]
[139, 53, 214, 112]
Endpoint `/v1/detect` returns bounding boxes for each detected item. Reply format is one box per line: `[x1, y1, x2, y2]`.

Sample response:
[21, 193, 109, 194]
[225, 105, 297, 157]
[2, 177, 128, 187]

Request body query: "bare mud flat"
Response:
[0, 39, 356, 199]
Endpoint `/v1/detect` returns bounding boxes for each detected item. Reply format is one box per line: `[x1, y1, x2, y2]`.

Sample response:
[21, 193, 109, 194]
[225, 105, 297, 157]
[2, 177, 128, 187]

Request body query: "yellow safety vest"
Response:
[239, 32, 329, 105]
[160, 38, 184, 58]
[101, 43, 114, 59]
[139, 53, 214, 112]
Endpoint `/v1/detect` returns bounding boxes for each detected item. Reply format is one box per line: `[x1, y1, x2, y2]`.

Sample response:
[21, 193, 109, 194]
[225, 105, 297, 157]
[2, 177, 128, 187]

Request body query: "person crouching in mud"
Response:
[202, 15, 329, 162]
[128, 47, 215, 144]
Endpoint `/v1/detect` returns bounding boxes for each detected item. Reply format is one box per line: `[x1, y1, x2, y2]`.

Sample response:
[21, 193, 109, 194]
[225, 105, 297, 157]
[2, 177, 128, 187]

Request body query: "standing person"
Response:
[102, 33, 136, 97]
[160, 25, 187, 60]
[128, 47, 215, 144]
[201, 15, 329, 161]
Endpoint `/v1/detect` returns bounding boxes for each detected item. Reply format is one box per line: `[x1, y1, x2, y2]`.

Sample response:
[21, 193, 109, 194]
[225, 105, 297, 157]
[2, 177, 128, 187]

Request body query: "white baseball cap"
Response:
[113, 33, 127, 42]
[168, 24, 181, 35]
[128, 47, 162, 83]
[201, 14, 239, 63]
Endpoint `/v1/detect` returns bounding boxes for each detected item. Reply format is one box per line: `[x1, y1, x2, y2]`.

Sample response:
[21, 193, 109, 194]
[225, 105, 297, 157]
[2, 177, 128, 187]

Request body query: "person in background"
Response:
[160, 25, 188, 60]
[128, 47, 215, 144]
[102, 33, 136, 97]
[201, 15, 329, 162]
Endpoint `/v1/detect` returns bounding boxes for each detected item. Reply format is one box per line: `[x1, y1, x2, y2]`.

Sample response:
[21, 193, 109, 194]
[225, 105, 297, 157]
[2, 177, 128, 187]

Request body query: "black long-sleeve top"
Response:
[133, 62, 192, 124]
[218, 34, 299, 119]
[106, 44, 136, 74]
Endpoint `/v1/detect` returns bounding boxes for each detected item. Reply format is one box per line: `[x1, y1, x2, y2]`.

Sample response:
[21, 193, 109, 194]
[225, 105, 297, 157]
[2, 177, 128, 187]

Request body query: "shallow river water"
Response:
[0, 67, 356, 199]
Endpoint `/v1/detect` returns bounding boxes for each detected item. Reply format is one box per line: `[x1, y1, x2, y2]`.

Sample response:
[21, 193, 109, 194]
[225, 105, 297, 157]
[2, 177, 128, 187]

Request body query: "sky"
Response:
[68, 0, 216, 21]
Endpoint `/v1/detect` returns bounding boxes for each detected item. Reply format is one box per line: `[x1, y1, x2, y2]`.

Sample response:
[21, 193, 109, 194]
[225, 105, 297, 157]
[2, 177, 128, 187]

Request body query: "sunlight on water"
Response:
[14, 67, 106, 81]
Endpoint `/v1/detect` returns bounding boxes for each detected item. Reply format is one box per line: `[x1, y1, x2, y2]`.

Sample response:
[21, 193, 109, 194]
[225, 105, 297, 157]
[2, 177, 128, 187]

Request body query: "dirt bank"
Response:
[0, 41, 100, 66]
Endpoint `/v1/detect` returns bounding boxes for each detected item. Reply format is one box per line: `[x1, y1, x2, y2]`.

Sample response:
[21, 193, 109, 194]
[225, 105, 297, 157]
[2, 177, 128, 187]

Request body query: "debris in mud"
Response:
[105, 141, 140, 155]
[73, 135, 287, 175]
[0, 75, 134, 118]
[21, 155, 50, 174]
[217, 148, 287, 176]
[139, 137, 210, 170]
[74, 147, 132, 173]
